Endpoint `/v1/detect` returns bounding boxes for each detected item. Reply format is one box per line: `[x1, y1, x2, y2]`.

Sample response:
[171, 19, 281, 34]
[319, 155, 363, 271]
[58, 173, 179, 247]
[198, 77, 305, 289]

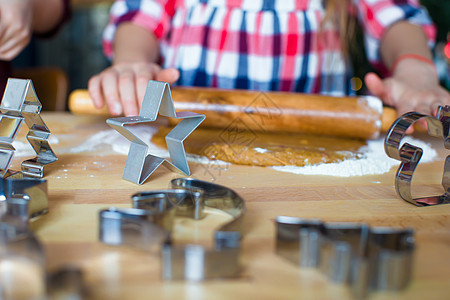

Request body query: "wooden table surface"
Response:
[13, 112, 450, 299]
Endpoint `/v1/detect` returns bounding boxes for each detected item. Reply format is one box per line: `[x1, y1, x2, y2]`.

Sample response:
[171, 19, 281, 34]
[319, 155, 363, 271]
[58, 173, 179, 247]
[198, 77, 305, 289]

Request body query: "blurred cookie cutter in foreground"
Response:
[0, 177, 85, 299]
[275, 216, 414, 298]
[0, 177, 49, 296]
[384, 105, 449, 206]
[0, 78, 58, 178]
[0, 222, 47, 298]
[0, 176, 48, 225]
[0, 177, 48, 266]
[0, 222, 86, 299]
[47, 267, 87, 299]
[99, 178, 245, 280]
[107, 81, 205, 185]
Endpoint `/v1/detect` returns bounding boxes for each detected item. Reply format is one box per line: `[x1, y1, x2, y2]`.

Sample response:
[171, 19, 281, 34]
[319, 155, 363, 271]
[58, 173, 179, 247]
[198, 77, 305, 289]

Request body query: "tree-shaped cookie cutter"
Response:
[107, 80, 205, 185]
[98, 178, 245, 280]
[0, 78, 58, 178]
[384, 105, 449, 206]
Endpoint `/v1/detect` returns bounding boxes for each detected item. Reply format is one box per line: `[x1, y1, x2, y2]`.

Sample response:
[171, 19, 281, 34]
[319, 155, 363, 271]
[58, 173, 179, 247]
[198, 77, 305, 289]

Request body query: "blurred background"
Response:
[421, 0, 450, 90]
[10, 0, 450, 110]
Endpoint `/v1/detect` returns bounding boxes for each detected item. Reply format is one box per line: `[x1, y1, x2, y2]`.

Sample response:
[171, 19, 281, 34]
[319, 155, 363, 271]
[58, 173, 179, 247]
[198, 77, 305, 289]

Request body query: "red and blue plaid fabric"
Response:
[103, 0, 435, 96]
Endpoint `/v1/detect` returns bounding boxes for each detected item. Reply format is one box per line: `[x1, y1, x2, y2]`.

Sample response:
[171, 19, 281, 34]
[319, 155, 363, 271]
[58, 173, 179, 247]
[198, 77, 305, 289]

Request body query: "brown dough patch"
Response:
[152, 127, 366, 167]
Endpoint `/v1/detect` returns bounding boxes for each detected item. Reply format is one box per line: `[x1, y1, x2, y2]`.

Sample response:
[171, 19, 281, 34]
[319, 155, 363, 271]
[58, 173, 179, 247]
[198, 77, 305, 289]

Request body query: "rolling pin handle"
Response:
[68, 89, 398, 138]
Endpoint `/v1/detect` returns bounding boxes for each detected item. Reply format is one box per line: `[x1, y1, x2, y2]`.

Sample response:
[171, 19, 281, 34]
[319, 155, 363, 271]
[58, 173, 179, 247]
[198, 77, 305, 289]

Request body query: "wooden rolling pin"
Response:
[69, 88, 397, 140]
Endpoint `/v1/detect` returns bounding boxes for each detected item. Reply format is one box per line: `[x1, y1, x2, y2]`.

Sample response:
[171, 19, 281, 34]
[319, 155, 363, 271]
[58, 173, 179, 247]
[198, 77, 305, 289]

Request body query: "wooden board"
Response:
[8, 112, 449, 299]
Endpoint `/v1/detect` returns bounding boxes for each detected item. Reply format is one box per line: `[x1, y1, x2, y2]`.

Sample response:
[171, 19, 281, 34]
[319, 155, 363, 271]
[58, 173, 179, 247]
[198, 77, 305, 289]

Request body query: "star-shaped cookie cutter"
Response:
[0, 78, 58, 178]
[384, 105, 449, 206]
[107, 81, 205, 184]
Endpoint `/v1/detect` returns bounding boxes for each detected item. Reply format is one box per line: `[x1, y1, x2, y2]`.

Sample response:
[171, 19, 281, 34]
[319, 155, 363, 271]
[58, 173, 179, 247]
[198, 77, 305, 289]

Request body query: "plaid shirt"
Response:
[103, 0, 435, 96]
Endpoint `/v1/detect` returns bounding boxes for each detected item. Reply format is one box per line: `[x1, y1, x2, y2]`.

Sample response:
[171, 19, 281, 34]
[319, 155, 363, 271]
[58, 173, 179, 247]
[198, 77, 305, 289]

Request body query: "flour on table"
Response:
[13, 136, 59, 157]
[69, 125, 168, 157]
[106, 126, 229, 165]
[69, 126, 230, 167]
[68, 126, 438, 177]
[272, 137, 437, 177]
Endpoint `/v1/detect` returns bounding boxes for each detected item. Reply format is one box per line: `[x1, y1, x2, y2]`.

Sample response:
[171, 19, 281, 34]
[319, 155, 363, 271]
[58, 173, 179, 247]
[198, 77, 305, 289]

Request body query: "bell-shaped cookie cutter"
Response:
[107, 81, 205, 184]
[384, 105, 449, 206]
[0, 78, 58, 178]
[275, 216, 414, 298]
[99, 178, 245, 280]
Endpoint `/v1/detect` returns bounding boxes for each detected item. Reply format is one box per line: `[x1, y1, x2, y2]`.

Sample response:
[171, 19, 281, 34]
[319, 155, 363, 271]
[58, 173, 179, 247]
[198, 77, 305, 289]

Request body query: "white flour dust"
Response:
[69, 125, 168, 157]
[105, 126, 229, 166]
[272, 137, 437, 177]
[13, 136, 60, 157]
[52, 125, 437, 177]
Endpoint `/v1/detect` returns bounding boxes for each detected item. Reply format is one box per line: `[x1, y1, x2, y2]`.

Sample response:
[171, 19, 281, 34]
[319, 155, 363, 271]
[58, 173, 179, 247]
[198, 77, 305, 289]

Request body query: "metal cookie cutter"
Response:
[0, 78, 58, 178]
[384, 105, 449, 206]
[99, 178, 245, 280]
[0, 223, 86, 299]
[275, 216, 414, 298]
[0, 221, 47, 299]
[0, 177, 48, 226]
[0, 175, 48, 293]
[107, 81, 205, 184]
[47, 266, 87, 299]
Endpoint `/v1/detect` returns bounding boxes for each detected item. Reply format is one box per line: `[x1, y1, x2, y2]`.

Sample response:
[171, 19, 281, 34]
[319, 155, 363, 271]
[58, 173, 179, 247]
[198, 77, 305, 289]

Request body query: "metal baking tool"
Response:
[367, 226, 414, 291]
[99, 177, 245, 280]
[0, 222, 47, 299]
[0, 78, 58, 178]
[0, 221, 45, 259]
[0, 223, 85, 299]
[275, 216, 414, 298]
[47, 266, 87, 299]
[0, 177, 48, 225]
[385, 105, 449, 206]
[107, 81, 205, 184]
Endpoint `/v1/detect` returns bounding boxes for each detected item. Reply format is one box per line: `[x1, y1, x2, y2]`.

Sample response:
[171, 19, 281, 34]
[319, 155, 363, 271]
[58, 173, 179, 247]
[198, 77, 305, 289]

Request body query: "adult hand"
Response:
[88, 62, 180, 116]
[0, 0, 33, 60]
[365, 58, 449, 119]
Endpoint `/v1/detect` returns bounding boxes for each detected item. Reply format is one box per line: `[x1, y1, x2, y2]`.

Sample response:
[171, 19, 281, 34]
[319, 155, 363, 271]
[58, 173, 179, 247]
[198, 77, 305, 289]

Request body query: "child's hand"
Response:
[0, 0, 33, 60]
[365, 58, 449, 124]
[88, 62, 180, 116]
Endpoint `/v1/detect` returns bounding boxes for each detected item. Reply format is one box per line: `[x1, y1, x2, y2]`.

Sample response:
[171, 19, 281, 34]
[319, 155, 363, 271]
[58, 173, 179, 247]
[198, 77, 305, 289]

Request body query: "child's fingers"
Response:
[156, 68, 180, 85]
[88, 75, 106, 109]
[100, 71, 123, 116]
[118, 70, 139, 116]
[135, 65, 157, 109]
[0, 25, 30, 60]
[364, 73, 385, 95]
